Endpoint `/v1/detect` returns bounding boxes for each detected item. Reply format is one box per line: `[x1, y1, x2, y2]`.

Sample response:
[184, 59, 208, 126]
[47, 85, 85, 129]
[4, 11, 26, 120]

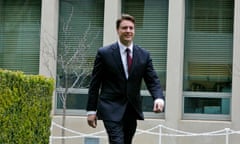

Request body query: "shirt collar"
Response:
[118, 40, 133, 53]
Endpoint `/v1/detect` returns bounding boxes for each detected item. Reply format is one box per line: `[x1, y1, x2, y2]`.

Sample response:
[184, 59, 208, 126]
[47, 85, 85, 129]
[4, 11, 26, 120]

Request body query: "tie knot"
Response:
[126, 48, 130, 53]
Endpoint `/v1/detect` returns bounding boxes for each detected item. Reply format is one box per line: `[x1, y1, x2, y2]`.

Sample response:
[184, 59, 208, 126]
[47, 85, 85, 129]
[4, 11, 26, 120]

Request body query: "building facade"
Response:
[1, 0, 240, 144]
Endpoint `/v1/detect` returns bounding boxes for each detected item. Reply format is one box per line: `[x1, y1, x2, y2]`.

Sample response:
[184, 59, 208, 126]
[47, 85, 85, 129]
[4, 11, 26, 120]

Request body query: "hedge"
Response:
[0, 69, 54, 144]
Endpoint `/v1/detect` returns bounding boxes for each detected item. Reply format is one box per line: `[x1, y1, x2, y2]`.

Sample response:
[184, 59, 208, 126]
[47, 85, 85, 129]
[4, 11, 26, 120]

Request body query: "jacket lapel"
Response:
[111, 43, 126, 78]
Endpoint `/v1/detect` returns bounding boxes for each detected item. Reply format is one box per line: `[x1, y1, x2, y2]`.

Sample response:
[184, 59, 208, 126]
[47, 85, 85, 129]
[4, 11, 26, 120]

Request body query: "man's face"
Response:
[117, 20, 135, 46]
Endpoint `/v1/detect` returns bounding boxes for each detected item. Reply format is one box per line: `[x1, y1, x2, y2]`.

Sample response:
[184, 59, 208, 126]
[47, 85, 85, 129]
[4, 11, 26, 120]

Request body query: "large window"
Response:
[183, 0, 233, 120]
[0, 0, 41, 74]
[56, 0, 104, 114]
[122, 0, 168, 113]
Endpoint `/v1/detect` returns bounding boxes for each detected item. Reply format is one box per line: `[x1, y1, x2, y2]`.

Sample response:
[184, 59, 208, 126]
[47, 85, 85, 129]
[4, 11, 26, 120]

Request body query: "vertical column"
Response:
[39, 0, 59, 78]
[231, 0, 240, 142]
[165, 0, 185, 143]
[39, 0, 59, 119]
[103, 0, 121, 45]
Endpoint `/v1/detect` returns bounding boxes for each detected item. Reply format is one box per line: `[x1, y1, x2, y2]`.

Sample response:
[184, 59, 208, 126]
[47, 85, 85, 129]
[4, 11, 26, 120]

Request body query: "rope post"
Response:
[49, 122, 53, 144]
[225, 128, 230, 144]
[159, 125, 162, 144]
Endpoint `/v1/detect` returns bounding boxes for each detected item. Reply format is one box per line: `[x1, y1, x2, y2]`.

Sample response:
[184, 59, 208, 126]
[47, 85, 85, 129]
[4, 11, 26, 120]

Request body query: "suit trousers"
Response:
[103, 103, 138, 144]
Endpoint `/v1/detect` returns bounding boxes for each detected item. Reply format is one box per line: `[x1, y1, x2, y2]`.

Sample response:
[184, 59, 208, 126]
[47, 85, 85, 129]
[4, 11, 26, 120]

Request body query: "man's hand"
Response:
[87, 114, 97, 128]
[153, 99, 164, 113]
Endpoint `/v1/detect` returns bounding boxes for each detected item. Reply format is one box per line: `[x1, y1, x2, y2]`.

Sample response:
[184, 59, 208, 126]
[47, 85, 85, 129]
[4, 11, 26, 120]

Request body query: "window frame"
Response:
[121, 0, 168, 118]
[55, 0, 104, 115]
[182, 91, 231, 120]
[182, 0, 234, 120]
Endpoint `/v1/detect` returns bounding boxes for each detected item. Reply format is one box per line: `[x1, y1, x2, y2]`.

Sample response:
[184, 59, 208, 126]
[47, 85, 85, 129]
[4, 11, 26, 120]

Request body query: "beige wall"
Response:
[40, 0, 240, 144]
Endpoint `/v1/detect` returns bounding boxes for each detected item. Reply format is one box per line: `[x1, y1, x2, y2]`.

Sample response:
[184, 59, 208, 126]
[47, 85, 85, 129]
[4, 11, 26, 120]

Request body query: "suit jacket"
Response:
[86, 42, 164, 121]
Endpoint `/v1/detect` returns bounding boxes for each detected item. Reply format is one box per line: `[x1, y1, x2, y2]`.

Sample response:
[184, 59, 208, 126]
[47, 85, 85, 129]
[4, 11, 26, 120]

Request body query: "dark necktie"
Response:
[126, 48, 132, 74]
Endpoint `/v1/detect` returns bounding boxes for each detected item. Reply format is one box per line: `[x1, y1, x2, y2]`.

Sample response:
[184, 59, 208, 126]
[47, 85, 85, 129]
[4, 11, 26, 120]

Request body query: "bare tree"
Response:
[41, 6, 100, 144]
[58, 7, 92, 144]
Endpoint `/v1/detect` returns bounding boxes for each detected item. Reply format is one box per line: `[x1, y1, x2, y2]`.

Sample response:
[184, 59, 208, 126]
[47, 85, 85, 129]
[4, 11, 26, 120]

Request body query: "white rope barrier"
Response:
[159, 125, 162, 144]
[50, 122, 107, 139]
[49, 121, 240, 144]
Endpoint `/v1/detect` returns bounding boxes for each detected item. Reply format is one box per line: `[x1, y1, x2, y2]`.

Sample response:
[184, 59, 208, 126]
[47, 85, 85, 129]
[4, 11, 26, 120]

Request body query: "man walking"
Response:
[86, 14, 164, 144]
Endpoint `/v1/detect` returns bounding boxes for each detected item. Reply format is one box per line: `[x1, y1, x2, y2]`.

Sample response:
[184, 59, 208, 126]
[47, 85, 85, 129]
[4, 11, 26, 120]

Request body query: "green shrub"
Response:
[0, 69, 54, 144]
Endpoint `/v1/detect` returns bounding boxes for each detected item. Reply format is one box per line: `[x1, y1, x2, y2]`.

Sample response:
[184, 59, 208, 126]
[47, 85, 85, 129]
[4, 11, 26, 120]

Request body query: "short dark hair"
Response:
[116, 14, 135, 29]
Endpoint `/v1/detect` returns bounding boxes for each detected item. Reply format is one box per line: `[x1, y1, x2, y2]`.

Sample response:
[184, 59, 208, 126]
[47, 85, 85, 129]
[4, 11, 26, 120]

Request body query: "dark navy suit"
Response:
[86, 42, 164, 144]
